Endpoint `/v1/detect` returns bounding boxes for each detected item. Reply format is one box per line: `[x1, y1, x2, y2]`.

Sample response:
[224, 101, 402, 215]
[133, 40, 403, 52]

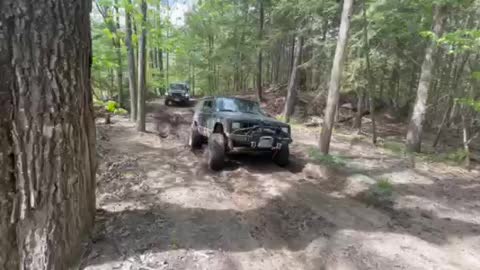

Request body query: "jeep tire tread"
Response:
[189, 126, 203, 149]
[208, 134, 225, 171]
[273, 144, 289, 167]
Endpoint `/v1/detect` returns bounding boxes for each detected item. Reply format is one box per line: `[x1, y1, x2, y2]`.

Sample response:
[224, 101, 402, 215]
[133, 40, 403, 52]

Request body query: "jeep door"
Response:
[197, 99, 214, 136]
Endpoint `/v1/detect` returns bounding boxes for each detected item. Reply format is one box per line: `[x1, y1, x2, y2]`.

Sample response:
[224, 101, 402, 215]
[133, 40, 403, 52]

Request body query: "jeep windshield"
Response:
[215, 98, 265, 115]
[169, 84, 188, 91]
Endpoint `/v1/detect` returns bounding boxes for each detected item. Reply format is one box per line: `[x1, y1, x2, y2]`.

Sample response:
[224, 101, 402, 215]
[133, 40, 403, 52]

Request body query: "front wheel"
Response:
[189, 126, 203, 149]
[273, 144, 290, 167]
[164, 99, 170, 106]
[207, 134, 225, 171]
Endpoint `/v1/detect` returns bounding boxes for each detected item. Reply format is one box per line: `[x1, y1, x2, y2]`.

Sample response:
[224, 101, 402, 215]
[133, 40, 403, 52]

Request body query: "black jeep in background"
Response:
[189, 97, 292, 170]
[165, 83, 190, 105]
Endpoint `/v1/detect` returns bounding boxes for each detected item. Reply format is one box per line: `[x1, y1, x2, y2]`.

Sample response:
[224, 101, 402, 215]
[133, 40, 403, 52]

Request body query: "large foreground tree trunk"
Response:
[319, 0, 354, 154]
[125, 0, 138, 122]
[0, 0, 96, 269]
[137, 0, 147, 132]
[406, 5, 447, 152]
[283, 36, 303, 123]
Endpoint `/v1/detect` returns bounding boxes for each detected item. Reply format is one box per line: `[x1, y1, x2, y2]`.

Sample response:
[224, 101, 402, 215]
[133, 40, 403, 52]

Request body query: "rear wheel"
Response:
[273, 144, 289, 167]
[207, 134, 225, 171]
[164, 99, 170, 106]
[189, 126, 203, 149]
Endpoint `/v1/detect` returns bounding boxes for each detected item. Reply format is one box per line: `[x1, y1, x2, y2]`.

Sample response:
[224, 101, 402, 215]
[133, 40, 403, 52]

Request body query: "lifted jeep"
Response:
[165, 83, 190, 106]
[189, 96, 292, 170]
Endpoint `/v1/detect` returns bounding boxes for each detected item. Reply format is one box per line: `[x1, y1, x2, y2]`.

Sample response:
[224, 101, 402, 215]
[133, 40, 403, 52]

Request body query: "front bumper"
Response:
[226, 132, 292, 151]
[166, 95, 189, 102]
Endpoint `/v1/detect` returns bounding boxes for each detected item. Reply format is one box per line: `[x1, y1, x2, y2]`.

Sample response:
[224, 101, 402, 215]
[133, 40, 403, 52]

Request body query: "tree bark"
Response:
[353, 90, 365, 131]
[283, 36, 304, 123]
[137, 0, 147, 132]
[319, 0, 354, 154]
[256, 0, 264, 101]
[126, 0, 138, 122]
[406, 5, 447, 152]
[114, 0, 123, 106]
[363, 0, 377, 144]
[0, 0, 96, 269]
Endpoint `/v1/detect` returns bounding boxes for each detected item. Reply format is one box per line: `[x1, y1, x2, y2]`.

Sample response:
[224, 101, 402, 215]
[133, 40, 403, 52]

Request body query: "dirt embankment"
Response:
[82, 99, 480, 270]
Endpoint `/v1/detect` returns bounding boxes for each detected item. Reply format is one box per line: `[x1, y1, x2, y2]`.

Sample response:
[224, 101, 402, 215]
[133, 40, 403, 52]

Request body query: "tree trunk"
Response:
[283, 36, 303, 123]
[0, 1, 96, 269]
[406, 5, 447, 152]
[432, 97, 453, 147]
[137, 0, 147, 132]
[114, 0, 123, 106]
[363, 0, 377, 144]
[256, 0, 264, 101]
[353, 90, 365, 131]
[461, 110, 471, 169]
[126, 0, 137, 122]
[319, 0, 354, 154]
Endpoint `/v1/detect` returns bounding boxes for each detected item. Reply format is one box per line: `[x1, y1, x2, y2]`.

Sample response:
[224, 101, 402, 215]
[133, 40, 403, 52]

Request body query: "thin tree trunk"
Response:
[256, 0, 264, 101]
[137, 0, 147, 132]
[0, 0, 96, 268]
[461, 110, 471, 169]
[283, 36, 303, 123]
[353, 90, 365, 131]
[288, 36, 296, 81]
[363, 0, 377, 144]
[406, 5, 447, 153]
[319, 0, 354, 154]
[432, 97, 453, 147]
[114, 0, 123, 106]
[126, 0, 137, 122]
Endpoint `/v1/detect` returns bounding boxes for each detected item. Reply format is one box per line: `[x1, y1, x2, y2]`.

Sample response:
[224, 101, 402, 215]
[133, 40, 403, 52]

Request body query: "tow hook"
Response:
[251, 141, 257, 148]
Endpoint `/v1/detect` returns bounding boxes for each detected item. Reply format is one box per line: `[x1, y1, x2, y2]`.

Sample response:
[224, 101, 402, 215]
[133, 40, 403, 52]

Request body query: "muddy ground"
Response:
[81, 99, 480, 270]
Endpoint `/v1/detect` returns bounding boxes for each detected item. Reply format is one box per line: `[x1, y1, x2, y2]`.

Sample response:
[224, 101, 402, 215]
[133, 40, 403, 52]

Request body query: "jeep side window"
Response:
[203, 100, 214, 112]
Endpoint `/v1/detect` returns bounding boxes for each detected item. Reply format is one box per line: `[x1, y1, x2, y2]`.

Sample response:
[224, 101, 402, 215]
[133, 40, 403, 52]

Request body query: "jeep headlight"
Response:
[231, 122, 241, 130]
[185, 92, 190, 97]
[281, 127, 289, 134]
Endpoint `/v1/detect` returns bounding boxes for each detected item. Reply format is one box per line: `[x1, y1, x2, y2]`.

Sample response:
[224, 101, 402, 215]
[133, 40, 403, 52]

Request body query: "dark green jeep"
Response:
[189, 97, 292, 170]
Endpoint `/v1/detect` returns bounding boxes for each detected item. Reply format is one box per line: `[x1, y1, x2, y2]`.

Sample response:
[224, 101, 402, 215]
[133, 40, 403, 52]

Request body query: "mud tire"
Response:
[208, 134, 225, 171]
[273, 144, 290, 167]
[189, 126, 203, 149]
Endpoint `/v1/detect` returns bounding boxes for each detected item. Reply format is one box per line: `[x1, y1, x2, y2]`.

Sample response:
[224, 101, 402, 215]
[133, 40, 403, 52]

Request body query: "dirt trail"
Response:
[81, 100, 480, 270]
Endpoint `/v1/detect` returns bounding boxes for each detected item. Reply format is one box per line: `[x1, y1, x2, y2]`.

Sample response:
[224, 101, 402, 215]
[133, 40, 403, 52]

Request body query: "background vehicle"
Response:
[165, 83, 190, 105]
[189, 97, 292, 170]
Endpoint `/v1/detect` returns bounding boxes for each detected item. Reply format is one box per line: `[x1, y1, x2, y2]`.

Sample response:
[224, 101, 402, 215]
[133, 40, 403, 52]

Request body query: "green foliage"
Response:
[308, 147, 347, 168]
[364, 178, 394, 209]
[421, 148, 469, 165]
[456, 98, 480, 112]
[381, 141, 406, 155]
[105, 100, 119, 113]
[445, 149, 469, 163]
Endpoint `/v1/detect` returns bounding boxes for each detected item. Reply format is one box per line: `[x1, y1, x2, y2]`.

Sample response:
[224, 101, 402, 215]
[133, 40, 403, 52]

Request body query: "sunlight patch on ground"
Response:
[397, 195, 480, 225]
[98, 201, 149, 212]
[378, 170, 435, 185]
[158, 186, 237, 210]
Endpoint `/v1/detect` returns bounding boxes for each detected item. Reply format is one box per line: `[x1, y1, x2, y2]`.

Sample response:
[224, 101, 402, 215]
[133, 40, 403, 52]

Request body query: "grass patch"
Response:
[375, 179, 394, 196]
[419, 148, 468, 166]
[307, 147, 347, 168]
[94, 99, 128, 115]
[381, 141, 406, 155]
[364, 178, 394, 209]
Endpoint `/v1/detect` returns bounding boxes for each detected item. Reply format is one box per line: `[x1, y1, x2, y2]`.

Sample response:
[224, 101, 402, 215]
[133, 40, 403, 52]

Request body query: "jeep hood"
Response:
[218, 112, 289, 127]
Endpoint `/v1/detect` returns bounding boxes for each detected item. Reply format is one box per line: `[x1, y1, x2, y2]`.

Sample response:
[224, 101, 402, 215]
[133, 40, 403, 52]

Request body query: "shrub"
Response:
[308, 147, 347, 168]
